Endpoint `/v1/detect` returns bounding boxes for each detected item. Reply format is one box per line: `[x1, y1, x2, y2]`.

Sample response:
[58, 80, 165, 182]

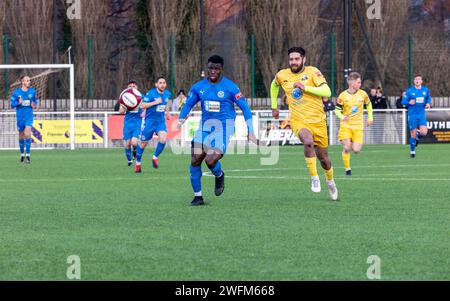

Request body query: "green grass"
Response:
[1, 144, 449, 280]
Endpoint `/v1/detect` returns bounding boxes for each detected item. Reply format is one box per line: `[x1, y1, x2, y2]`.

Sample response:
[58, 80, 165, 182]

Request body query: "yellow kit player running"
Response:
[271, 47, 338, 201]
[335, 72, 373, 176]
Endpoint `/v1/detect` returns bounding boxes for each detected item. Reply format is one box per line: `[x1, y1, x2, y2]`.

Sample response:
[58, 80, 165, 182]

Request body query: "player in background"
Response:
[135, 76, 171, 173]
[115, 80, 143, 166]
[401, 74, 431, 158]
[10, 75, 38, 163]
[270, 47, 338, 201]
[177, 55, 258, 206]
[335, 72, 373, 175]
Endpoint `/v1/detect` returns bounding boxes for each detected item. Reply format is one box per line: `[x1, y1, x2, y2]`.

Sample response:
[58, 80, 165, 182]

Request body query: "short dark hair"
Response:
[347, 72, 361, 82]
[127, 79, 138, 85]
[414, 74, 423, 79]
[19, 75, 28, 82]
[288, 47, 306, 57]
[208, 55, 224, 66]
[155, 76, 166, 83]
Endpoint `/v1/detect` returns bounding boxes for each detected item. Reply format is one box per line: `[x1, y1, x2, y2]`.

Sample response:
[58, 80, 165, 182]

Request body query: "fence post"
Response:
[169, 33, 174, 97]
[104, 112, 108, 148]
[330, 33, 335, 97]
[88, 34, 93, 99]
[408, 34, 412, 87]
[251, 33, 255, 100]
[3, 34, 9, 99]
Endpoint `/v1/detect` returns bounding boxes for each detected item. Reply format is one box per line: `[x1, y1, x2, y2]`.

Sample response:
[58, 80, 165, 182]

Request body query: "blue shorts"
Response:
[192, 129, 234, 154]
[408, 115, 427, 130]
[17, 115, 34, 132]
[140, 121, 167, 142]
[123, 119, 142, 141]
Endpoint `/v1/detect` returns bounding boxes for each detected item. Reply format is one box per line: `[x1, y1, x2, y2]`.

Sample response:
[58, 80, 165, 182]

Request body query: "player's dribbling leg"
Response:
[124, 140, 133, 166]
[205, 151, 224, 196]
[152, 130, 167, 169]
[341, 139, 352, 176]
[135, 141, 148, 173]
[190, 142, 206, 206]
[316, 146, 338, 201]
[410, 128, 417, 158]
[299, 129, 320, 193]
[24, 126, 32, 163]
[18, 130, 25, 162]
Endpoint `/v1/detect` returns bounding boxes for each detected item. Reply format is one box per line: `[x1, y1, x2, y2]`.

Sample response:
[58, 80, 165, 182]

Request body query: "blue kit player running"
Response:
[117, 80, 144, 166]
[135, 76, 171, 173]
[177, 55, 259, 206]
[10, 75, 38, 163]
[401, 74, 431, 158]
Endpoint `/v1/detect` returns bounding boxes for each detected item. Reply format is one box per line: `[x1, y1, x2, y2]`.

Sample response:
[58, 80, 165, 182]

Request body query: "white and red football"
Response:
[119, 88, 142, 111]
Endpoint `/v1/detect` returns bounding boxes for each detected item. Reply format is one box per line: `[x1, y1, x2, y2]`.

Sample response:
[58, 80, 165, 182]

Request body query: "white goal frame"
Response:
[0, 64, 76, 149]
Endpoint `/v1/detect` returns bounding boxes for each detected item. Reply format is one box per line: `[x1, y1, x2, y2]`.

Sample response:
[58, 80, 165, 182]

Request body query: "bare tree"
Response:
[147, 0, 201, 94]
[412, 25, 450, 96]
[247, 0, 323, 94]
[247, 0, 285, 94]
[0, 1, 6, 100]
[354, 0, 410, 93]
[4, 0, 53, 65]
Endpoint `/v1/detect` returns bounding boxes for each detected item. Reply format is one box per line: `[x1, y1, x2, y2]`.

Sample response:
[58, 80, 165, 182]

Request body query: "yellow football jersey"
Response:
[336, 89, 371, 130]
[275, 66, 327, 124]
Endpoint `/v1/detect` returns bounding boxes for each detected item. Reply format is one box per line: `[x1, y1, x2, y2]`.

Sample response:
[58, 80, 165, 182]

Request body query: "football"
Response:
[119, 88, 142, 111]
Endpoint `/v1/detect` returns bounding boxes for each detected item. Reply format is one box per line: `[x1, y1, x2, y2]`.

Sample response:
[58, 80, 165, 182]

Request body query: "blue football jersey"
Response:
[10, 87, 38, 119]
[179, 76, 254, 133]
[142, 88, 171, 124]
[401, 86, 431, 117]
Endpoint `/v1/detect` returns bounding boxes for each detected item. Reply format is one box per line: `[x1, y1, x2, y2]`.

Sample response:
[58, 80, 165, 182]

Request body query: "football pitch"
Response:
[1, 144, 449, 280]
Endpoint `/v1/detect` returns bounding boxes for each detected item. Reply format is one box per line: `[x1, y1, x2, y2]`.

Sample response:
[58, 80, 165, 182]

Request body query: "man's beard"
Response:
[290, 62, 304, 73]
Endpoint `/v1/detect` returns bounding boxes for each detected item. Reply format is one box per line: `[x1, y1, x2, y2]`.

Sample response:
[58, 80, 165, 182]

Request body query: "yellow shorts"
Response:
[338, 127, 363, 144]
[291, 119, 329, 148]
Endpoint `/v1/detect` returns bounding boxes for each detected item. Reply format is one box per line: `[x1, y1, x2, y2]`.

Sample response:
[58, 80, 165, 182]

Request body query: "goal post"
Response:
[0, 64, 76, 150]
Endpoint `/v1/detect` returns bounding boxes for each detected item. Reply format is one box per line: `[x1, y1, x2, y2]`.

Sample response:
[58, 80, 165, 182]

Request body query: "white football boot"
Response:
[311, 176, 321, 193]
[326, 179, 339, 201]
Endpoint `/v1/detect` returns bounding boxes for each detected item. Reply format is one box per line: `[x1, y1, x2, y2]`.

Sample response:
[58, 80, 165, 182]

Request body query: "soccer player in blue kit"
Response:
[118, 80, 143, 166]
[402, 74, 431, 158]
[177, 55, 259, 206]
[10, 75, 38, 163]
[135, 76, 171, 173]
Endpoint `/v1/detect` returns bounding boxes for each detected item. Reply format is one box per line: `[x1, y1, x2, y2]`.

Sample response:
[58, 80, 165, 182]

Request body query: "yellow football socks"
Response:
[324, 166, 334, 181]
[342, 152, 351, 171]
[305, 157, 319, 177]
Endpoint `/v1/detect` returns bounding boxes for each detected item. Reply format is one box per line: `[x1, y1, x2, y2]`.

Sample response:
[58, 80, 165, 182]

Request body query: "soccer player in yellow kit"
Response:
[271, 47, 338, 201]
[335, 72, 373, 176]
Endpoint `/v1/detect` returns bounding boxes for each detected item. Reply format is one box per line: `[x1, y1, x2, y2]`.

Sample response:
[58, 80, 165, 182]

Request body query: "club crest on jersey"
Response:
[423, 92, 426, 95]
[292, 88, 302, 99]
[301, 75, 309, 81]
[217, 91, 225, 98]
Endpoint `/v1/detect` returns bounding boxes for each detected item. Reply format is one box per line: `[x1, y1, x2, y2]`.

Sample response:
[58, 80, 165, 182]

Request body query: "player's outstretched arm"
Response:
[10, 92, 21, 108]
[235, 96, 259, 145]
[425, 89, 431, 109]
[334, 103, 345, 120]
[303, 83, 331, 98]
[31, 92, 38, 110]
[270, 79, 280, 119]
[141, 97, 162, 109]
[401, 91, 410, 107]
[365, 101, 374, 126]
